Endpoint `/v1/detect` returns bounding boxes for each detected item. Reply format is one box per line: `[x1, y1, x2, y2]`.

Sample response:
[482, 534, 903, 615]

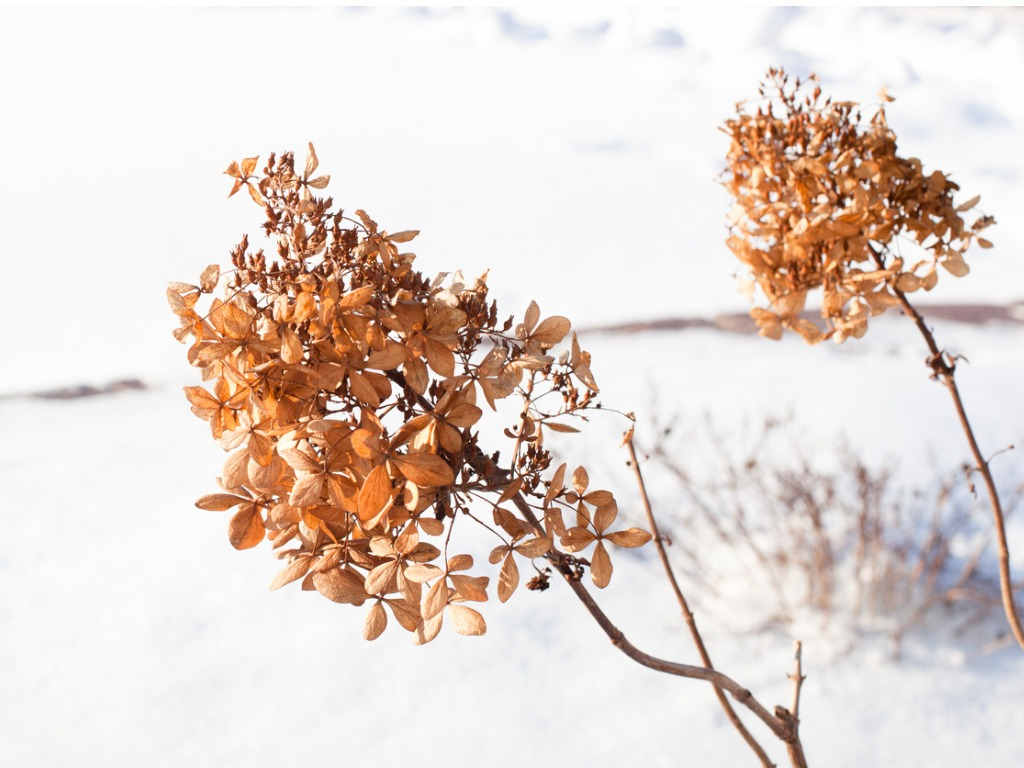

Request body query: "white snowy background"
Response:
[2, 6, 1023, 767]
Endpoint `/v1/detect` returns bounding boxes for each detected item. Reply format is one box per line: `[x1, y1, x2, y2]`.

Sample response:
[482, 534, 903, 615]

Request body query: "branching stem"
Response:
[869, 245, 1024, 650]
[385, 368, 806, 757]
[626, 436, 779, 768]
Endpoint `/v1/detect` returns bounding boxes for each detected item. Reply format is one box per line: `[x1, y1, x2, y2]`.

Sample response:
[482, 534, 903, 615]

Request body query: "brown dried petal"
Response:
[228, 505, 265, 550]
[269, 556, 313, 591]
[392, 453, 454, 488]
[364, 560, 399, 596]
[422, 578, 449, 620]
[497, 553, 519, 603]
[530, 316, 570, 346]
[313, 567, 369, 605]
[195, 493, 248, 511]
[448, 605, 486, 636]
[364, 602, 387, 641]
[590, 542, 612, 588]
[605, 528, 653, 548]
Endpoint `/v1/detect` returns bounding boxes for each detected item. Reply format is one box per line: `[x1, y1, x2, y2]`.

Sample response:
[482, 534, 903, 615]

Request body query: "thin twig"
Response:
[869, 245, 1024, 650]
[789, 641, 804, 722]
[626, 435, 777, 768]
[783, 641, 808, 768]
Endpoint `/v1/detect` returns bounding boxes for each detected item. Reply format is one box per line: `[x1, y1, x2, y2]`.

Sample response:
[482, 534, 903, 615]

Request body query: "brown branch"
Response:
[507, 490, 796, 744]
[783, 641, 808, 768]
[869, 245, 1024, 650]
[626, 434, 777, 768]
[385, 368, 800, 750]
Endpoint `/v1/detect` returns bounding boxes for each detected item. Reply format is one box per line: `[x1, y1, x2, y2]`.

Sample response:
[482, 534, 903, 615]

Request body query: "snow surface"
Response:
[2, 6, 1023, 767]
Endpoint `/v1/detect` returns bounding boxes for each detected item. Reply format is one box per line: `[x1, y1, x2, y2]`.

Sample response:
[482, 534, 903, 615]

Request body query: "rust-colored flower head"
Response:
[169, 144, 650, 643]
[722, 68, 994, 343]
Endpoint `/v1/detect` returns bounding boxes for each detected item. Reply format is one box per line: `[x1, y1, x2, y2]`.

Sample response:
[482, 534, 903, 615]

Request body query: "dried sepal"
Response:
[448, 605, 486, 636]
[364, 601, 387, 641]
[497, 553, 519, 603]
[269, 556, 313, 590]
[590, 542, 612, 588]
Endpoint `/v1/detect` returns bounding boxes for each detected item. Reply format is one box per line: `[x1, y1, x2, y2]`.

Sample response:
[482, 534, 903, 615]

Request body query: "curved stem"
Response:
[507, 491, 796, 744]
[869, 246, 1024, 650]
[384, 368, 802, 750]
[626, 436, 778, 767]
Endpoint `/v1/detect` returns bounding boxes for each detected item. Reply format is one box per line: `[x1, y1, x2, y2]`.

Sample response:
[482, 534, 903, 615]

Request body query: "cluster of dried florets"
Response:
[722, 69, 994, 343]
[168, 145, 651, 642]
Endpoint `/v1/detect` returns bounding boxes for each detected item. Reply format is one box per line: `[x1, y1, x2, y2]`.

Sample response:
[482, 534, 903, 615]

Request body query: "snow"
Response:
[3, 6, 1023, 767]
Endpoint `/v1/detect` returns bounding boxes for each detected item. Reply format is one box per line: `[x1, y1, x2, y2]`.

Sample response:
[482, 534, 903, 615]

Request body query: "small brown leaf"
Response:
[279, 325, 303, 364]
[530, 316, 570, 346]
[357, 464, 394, 522]
[560, 527, 595, 553]
[447, 554, 474, 572]
[955, 194, 980, 212]
[404, 564, 444, 583]
[498, 553, 519, 603]
[422, 578, 449, 620]
[593, 501, 618, 534]
[392, 452, 455, 488]
[313, 567, 368, 604]
[386, 598, 421, 632]
[450, 574, 489, 602]
[364, 602, 387, 641]
[543, 463, 567, 506]
[544, 421, 580, 433]
[571, 466, 589, 496]
[228, 505, 264, 550]
[424, 338, 455, 377]
[304, 142, 319, 178]
[195, 493, 247, 511]
[448, 605, 486, 636]
[338, 284, 375, 309]
[941, 255, 970, 276]
[199, 264, 220, 293]
[498, 478, 524, 504]
[605, 527, 653, 548]
[269, 556, 312, 591]
[513, 536, 551, 558]
[590, 541, 612, 588]
[222, 449, 251, 491]
[364, 560, 399, 596]
[523, 301, 540, 335]
[415, 612, 443, 645]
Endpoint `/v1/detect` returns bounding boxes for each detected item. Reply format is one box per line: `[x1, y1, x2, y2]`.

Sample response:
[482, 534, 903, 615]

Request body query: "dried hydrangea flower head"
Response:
[722, 68, 994, 343]
[169, 145, 650, 643]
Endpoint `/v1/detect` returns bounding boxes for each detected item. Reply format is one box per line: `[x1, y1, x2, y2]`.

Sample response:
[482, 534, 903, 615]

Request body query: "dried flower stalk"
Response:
[169, 145, 657, 643]
[723, 69, 993, 344]
[723, 70, 1022, 651]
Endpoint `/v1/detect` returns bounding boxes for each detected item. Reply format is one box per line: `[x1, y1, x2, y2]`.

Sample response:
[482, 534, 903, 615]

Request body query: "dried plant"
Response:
[169, 146, 652, 641]
[170, 145, 811, 767]
[722, 68, 993, 344]
[644, 413, 1022, 656]
[723, 70, 1024, 651]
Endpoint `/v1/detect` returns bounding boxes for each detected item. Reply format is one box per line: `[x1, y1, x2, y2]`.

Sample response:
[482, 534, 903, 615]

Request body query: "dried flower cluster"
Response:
[722, 69, 994, 342]
[168, 145, 650, 642]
